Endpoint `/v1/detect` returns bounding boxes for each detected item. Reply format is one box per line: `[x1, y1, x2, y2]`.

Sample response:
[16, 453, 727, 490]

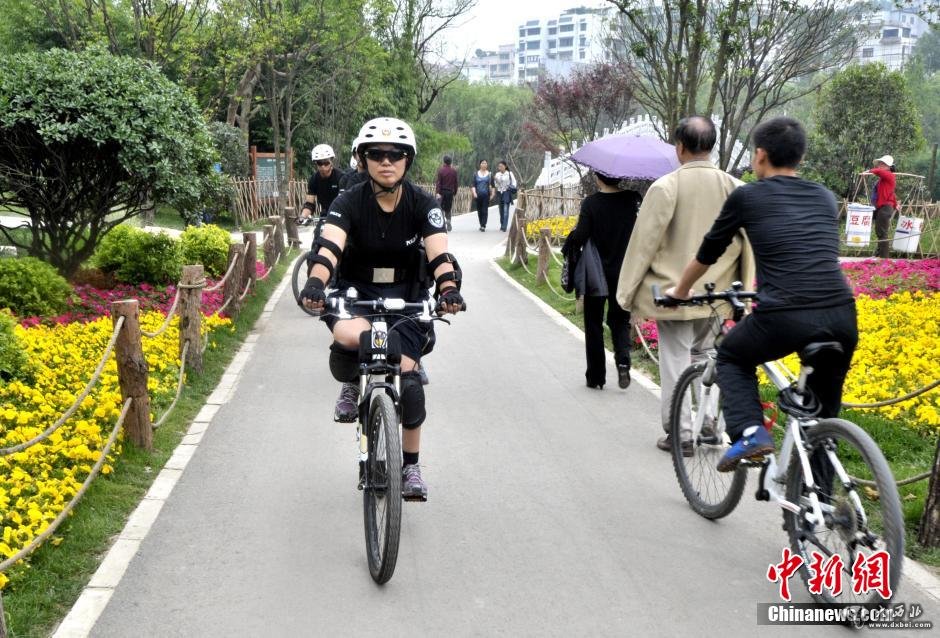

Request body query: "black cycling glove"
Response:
[436, 286, 464, 311]
[299, 277, 326, 306]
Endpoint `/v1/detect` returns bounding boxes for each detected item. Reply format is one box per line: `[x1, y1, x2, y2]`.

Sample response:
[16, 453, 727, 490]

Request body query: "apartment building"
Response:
[515, 6, 614, 84]
[854, 1, 931, 70]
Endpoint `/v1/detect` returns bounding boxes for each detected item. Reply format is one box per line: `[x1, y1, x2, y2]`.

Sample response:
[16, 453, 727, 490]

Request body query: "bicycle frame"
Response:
[692, 356, 868, 533]
[356, 318, 402, 477]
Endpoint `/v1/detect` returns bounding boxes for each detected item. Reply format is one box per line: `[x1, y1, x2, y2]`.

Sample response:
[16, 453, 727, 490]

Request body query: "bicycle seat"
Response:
[798, 341, 844, 367]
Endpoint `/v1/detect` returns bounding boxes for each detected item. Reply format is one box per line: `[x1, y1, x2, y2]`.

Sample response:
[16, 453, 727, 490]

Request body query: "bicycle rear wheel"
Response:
[362, 393, 402, 584]
[291, 251, 318, 316]
[784, 418, 904, 605]
[670, 362, 747, 519]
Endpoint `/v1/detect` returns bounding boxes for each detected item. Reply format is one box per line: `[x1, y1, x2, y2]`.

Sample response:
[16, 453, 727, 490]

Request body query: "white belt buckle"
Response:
[373, 268, 395, 284]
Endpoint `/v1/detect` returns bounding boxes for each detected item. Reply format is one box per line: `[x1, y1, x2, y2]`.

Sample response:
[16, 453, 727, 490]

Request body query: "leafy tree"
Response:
[209, 121, 250, 177]
[0, 47, 217, 277]
[606, 0, 859, 169]
[804, 63, 923, 197]
[522, 63, 637, 174]
[914, 28, 940, 74]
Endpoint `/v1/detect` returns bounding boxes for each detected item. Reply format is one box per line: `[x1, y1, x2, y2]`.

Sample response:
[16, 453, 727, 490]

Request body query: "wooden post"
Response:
[918, 438, 940, 547]
[242, 232, 258, 288]
[284, 206, 300, 248]
[269, 216, 285, 258]
[262, 224, 276, 270]
[506, 210, 517, 259]
[179, 265, 204, 374]
[537, 228, 551, 285]
[223, 244, 245, 319]
[515, 209, 529, 266]
[1, 589, 7, 638]
[111, 300, 152, 450]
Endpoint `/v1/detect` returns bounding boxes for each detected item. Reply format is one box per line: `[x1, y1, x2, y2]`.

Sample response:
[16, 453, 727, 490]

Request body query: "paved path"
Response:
[84, 210, 939, 636]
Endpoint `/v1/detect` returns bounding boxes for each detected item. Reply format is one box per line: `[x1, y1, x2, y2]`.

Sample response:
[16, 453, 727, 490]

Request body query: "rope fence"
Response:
[0, 224, 290, 610]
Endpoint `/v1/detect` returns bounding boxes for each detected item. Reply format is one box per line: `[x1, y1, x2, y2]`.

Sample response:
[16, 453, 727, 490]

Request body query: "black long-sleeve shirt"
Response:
[696, 176, 853, 311]
[565, 189, 641, 285]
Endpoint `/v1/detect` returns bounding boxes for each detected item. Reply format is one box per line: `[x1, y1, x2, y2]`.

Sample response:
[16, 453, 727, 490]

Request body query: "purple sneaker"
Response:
[402, 464, 428, 501]
[333, 382, 359, 423]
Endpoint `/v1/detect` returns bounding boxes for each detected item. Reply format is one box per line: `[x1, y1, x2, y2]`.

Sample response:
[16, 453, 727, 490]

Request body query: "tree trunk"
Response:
[918, 437, 940, 547]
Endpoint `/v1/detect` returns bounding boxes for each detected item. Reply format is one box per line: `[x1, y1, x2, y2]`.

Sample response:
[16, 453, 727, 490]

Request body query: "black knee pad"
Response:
[329, 343, 359, 382]
[400, 370, 426, 429]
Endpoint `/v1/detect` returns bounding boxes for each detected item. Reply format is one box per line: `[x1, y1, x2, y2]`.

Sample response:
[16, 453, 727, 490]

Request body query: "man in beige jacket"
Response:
[616, 116, 755, 452]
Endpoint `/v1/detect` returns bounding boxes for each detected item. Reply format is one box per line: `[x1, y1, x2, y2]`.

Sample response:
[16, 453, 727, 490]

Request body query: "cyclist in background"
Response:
[665, 117, 857, 472]
[299, 117, 464, 500]
[300, 144, 343, 232]
[338, 139, 369, 192]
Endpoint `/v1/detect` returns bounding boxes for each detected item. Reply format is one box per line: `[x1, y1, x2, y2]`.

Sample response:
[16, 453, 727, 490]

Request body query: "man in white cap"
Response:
[864, 154, 897, 258]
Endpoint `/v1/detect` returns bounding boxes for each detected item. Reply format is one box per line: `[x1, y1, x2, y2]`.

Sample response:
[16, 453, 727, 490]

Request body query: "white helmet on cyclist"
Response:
[355, 117, 417, 165]
[310, 144, 335, 162]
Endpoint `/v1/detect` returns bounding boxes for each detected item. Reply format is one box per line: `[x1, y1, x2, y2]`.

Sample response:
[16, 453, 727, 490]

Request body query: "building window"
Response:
[559, 37, 574, 47]
[579, 36, 587, 46]
[519, 54, 524, 63]
[548, 27, 557, 35]
[498, 64, 509, 72]
[883, 28, 899, 38]
[526, 41, 540, 50]
[862, 47, 874, 58]
[903, 27, 911, 37]
[527, 28, 541, 36]
[580, 22, 587, 31]
[548, 39, 556, 48]
[560, 24, 574, 32]
[526, 55, 540, 63]
[580, 51, 586, 59]
[560, 51, 573, 61]
[519, 28, 526, 37]
[490, 65, 498, 73]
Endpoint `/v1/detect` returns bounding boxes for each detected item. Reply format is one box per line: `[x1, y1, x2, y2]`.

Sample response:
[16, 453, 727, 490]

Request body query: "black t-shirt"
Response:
[308, 169, 344, 212]
[565, 189, 641, 283]
[324, 180, 446, 280]
[696, 175, 854, 311]
[338, 169, 369, 192]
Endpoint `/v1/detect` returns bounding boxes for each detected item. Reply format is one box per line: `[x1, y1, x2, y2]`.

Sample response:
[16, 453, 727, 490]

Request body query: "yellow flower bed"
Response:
[0, 312, 230, 587]
[765, 292, 939, 430]
[524, 215, 578, 243]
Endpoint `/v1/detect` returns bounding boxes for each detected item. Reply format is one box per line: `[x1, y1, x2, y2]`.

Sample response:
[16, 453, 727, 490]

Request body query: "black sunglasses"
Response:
[316, 160, 332, 167]
[363, 148, 408, 163]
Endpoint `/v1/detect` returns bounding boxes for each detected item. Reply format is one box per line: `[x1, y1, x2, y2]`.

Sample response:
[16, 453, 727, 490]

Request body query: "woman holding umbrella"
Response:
[563, 171, 641, 389]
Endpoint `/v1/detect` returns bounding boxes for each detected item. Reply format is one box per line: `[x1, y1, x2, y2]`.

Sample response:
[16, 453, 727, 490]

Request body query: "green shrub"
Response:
[93, 226, 182, 285]
[0, 309, 31, 382]
[0, 256, 71, 317]
[180, 224, 231, 277]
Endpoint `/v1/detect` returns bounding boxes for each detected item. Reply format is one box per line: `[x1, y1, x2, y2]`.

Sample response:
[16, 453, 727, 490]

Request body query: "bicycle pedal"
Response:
[402, 494, 428, 503]
[741, 455, 770, 468]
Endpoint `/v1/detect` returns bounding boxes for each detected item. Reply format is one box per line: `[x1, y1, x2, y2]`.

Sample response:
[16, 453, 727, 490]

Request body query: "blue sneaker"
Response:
[717, 425, 774, 472]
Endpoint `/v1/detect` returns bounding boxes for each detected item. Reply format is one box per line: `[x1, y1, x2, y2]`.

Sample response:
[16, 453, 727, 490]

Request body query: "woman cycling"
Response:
[300, 117, 464, 501]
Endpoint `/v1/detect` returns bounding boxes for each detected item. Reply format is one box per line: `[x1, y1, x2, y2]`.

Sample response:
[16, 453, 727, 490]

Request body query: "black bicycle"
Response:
[324, 290, 459, 583]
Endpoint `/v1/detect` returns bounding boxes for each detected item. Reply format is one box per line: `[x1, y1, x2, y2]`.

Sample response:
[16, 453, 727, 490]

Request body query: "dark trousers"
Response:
[439, 191, 454, 229]
[716, 303, 858, 441]
[583, 291, 631, 386]
[475, 194, 490, 228]
[874, 205, 894, 258]
[498, 193, 512, 230]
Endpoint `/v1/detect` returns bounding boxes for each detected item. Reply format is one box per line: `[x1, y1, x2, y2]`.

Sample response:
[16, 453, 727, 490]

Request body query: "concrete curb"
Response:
[52, 268, 293, 638]
[488, 250, 940, 603]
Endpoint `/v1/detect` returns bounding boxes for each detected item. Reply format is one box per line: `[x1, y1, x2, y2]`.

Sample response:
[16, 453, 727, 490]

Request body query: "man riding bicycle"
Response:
[666, 117, 857, 473]
[300, 144, 343, 231]
[300, 117, 464, 501]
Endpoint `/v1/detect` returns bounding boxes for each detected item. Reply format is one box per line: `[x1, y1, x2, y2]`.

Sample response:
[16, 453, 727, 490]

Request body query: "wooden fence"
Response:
[230, 179, 307, 226]
[0, 221, 291, 636]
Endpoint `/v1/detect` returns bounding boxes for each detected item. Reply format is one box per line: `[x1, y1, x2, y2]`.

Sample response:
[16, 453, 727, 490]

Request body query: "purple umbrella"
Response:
[570, 135, 679, 181]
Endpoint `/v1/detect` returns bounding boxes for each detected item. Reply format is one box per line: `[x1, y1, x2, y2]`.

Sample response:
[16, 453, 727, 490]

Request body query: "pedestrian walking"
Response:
[492, 160, 517, 232]
[471, 159, 493, 232]
[435, 155, 459, 231]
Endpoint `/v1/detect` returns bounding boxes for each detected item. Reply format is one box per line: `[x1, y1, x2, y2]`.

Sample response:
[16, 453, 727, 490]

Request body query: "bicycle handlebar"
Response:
[325, 288, 466, 321]
[651, 282, 758, 310]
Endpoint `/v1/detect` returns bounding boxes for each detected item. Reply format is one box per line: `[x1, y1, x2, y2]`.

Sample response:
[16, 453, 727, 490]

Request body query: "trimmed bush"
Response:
[180, 224, 231, 277]
[0, 309, 31, 381]
[93, 226, 182, 285]
[0, 256, 71, 317]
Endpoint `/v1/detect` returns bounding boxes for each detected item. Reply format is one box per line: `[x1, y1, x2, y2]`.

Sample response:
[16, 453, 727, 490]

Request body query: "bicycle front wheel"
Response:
[291, 251, 318, 316]
[784, 418, 904, 605]
[362, 393, 402, 584]
[670, 362, 747, 519]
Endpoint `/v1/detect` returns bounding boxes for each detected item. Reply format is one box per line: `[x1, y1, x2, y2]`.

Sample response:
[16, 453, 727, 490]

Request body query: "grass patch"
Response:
[497, 255, 940, 570]
[1, 250, 296, 637]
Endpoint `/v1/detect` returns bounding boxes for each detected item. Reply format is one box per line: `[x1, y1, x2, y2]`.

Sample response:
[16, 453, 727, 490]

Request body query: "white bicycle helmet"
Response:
[355, 117, 417, 160]
[310, 143, 335, 162]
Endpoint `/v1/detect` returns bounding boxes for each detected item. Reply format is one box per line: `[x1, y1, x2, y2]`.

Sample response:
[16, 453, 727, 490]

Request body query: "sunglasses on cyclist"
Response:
[316, 160, 332, 167]
[363, 149, 409, 163]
